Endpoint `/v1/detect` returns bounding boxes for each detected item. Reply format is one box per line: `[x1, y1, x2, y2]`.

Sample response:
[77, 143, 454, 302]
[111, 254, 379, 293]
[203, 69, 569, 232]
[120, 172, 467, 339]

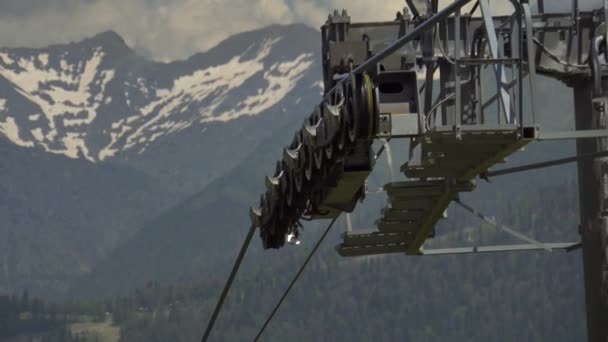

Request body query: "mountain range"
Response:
[0, 22, 582, 302]
[0, 24, 322, 298]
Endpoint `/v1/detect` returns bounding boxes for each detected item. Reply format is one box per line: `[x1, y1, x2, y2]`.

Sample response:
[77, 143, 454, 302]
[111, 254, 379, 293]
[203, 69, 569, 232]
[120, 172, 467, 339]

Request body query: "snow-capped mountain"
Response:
[0, 25, 322, 194]
[0, 25, 323, 298]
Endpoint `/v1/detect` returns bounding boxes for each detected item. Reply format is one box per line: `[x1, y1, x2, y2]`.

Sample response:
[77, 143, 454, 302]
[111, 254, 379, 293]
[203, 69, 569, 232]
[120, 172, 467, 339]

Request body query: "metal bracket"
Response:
[454, 198, 552, 251]
[419, 242, 580, 256]
[380, 138, 394, 182]
[485, 150, 608, 177]
[346, 213, 353, 232]
[377, 114, 392, 137]
[367, 138, 395, 194]
[537, 129, 608, 140]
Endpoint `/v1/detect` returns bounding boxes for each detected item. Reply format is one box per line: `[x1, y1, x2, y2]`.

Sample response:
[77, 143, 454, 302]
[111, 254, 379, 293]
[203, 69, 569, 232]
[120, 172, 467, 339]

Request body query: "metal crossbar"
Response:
[454, 199, 552, 251]
[486, 150, 608, 177]
[420, 243, 579, 255]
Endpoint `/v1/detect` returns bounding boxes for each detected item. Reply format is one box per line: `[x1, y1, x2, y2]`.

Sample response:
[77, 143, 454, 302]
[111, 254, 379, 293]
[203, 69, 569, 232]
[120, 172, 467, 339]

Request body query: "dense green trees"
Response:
[0, 289, 111, 340]
[111, 181, 585, 341]
[0, 290, 66, 339]
[1, 181, 585, 341]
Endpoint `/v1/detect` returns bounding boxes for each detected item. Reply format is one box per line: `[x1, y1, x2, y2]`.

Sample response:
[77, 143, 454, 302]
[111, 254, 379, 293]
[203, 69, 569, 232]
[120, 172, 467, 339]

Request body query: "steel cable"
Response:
[254, 141, 390, 340]
[201, 224, 257, 342]
[253, 216, 339, 341]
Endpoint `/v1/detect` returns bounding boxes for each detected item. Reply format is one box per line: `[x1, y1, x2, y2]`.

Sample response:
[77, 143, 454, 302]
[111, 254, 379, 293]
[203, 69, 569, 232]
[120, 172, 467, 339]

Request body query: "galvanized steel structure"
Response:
[246, 1, 608, 340]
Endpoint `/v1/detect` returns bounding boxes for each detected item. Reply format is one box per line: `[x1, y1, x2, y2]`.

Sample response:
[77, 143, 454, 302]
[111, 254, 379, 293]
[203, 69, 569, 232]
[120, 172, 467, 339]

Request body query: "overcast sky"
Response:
[0, 0, 599, 61]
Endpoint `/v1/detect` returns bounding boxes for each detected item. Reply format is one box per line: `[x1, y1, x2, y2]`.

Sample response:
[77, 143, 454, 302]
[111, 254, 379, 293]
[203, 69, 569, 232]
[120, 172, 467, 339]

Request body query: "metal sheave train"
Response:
[250, 73, 379, 249]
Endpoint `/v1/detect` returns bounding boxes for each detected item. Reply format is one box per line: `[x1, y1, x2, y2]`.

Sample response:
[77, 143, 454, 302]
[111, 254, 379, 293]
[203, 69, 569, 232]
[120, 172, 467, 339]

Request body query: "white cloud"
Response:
[290, 0, 519, 27]
[0, 0, 295, 61]
[0, 0, 601, 60]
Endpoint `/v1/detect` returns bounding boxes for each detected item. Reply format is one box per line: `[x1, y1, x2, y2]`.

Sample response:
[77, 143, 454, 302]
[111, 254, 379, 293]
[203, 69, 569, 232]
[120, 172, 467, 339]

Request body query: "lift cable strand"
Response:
[254, 216, 339, 341]
[485, 150, 608, 177]
[201, 223, 257, 342]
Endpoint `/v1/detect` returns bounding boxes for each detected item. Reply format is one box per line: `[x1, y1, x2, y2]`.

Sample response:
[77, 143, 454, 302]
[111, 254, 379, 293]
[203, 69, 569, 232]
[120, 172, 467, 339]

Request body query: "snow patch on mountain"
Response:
[0, 48, 114, 160]
[0, 29, 317, 161]
[206, 53, 314, 122]
[0, 116, 34, 147]
[120, 38, 282, 152]
[104, 37, 315, 156]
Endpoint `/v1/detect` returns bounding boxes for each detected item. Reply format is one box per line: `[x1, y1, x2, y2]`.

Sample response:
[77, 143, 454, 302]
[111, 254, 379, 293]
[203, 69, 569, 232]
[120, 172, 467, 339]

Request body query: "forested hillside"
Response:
[0, 290, 95, 341]
[104, 181, 585, 341]
[1, 180, 582, 341]
[0, 139, 176, 298]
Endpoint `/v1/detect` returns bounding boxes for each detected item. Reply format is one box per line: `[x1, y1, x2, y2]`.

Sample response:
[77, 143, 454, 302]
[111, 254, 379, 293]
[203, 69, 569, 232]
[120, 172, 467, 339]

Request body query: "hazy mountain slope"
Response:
[69, 114, 304, 297]
[0, 139, 175, 298]
[0, 24, 322, 299]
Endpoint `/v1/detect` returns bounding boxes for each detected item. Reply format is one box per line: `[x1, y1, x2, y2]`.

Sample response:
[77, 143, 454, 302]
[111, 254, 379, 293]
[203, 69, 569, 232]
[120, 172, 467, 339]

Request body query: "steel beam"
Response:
[421, 243, 580, 256]
[572, 79, 608, 342]
[538, 129, 608, 140]
[486, 151, 608, 177]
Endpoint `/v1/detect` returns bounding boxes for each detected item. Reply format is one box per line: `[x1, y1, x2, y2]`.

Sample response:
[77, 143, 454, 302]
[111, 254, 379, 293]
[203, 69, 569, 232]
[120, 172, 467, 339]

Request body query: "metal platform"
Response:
[403, 125, 533, 180]
[337, 178, 475, 256]
[337, 125, 533, 257]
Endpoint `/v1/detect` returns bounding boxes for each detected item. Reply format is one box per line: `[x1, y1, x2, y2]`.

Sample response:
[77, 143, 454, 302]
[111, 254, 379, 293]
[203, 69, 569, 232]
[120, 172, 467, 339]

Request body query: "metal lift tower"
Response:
[233, 0, 608, 340]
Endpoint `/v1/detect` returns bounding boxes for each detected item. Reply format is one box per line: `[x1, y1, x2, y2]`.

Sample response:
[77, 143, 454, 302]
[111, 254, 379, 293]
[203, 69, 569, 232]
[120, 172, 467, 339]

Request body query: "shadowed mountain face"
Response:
[0, 139, 176, 298]
[0, 25, 322, 298]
